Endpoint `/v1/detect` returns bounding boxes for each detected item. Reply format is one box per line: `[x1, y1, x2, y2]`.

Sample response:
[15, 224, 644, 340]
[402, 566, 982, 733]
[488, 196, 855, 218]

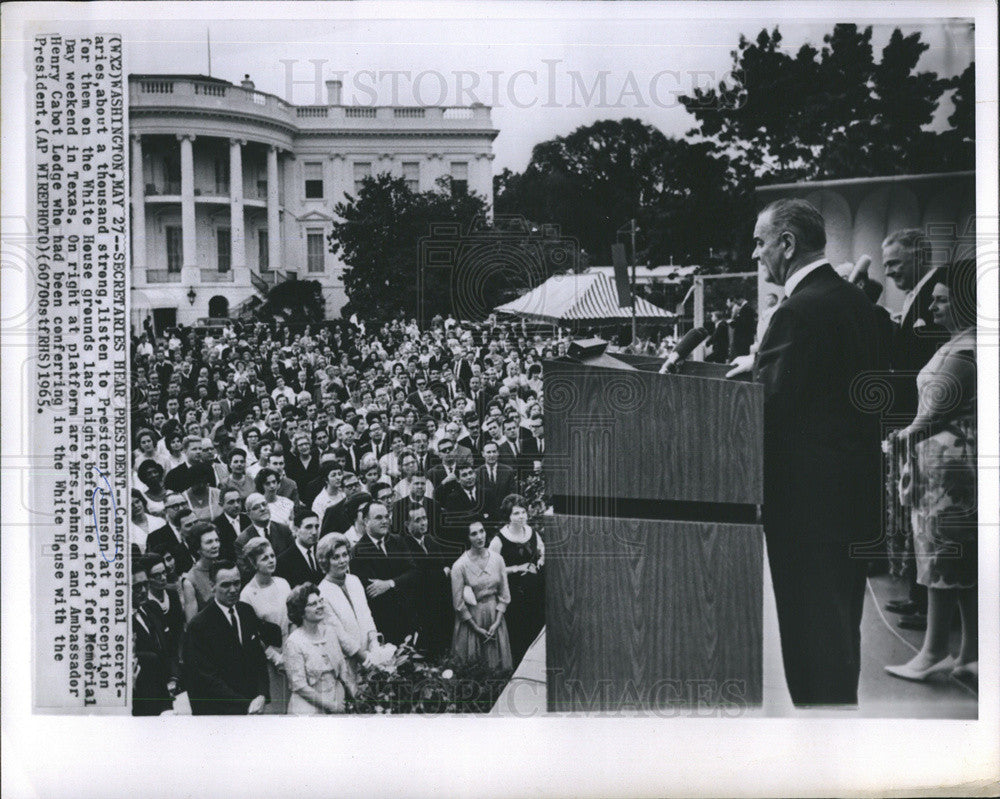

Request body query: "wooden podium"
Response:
[543, 355, 764, 711]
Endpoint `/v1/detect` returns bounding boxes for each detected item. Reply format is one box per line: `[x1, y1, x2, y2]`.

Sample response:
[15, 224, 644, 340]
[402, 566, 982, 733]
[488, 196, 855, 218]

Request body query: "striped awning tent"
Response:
[494, 272, 675, 324]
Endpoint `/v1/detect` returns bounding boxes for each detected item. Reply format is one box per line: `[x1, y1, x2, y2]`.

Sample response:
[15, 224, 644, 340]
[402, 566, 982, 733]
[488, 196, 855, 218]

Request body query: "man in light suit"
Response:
[182, 560, 270, 715]
[729, 198, 884, 705]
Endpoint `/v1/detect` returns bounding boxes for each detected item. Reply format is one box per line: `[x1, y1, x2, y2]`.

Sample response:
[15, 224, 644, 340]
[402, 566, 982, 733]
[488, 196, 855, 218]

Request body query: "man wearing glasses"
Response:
[147, 494, 196, 573]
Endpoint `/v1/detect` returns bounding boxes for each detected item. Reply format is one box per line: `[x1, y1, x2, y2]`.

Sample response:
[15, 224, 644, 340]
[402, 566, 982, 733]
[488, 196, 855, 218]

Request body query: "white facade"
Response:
[129, 74, 498, 329]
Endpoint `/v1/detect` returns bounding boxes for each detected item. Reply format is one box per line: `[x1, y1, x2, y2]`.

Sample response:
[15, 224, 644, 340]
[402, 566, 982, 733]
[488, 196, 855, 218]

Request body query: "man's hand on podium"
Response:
[726, 354, 755, 379]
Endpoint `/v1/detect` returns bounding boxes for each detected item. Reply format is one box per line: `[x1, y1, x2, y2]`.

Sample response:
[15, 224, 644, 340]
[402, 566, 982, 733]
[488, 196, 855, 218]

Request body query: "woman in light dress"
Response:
[239, 537, 292, 713]
[451, 519, 512, 670]
[885, 260, 977, 684]
[315, 533, 379, 686]
[283, 583, 352, 714]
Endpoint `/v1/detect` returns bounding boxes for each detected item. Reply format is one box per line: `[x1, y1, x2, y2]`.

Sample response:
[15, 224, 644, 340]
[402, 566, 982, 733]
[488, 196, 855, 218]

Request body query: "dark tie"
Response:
[489, 468, 496, 484]
[228, 606, 242, 645]
[307, 547, 317, 573]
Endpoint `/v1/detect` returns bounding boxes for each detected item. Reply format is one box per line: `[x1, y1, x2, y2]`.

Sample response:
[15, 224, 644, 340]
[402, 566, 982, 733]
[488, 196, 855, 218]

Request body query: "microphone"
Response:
[659, 326, 710, 373]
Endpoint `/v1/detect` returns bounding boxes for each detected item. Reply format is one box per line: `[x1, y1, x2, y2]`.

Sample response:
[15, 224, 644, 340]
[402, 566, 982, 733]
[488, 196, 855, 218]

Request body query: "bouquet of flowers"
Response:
[347, 636, 512, 714]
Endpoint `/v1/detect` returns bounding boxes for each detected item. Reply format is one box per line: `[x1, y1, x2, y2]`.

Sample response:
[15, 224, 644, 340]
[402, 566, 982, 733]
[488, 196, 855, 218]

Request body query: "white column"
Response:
[130, 134, 147, 275]
[178, 134, 198, 286]
[267, 146, 281, 274]
[329, 153, 346, 203]
[229, 138, 248, 283]
[475, 152, 495, 210]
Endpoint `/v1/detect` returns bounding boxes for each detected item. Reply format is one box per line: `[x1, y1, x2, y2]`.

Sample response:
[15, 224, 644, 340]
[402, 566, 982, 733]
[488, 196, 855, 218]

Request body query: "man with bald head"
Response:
[730, 198, 885, 706]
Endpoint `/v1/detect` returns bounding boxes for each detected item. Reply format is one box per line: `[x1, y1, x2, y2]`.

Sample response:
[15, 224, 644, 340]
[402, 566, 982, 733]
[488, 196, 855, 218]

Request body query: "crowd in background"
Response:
[130, 221, 977, 713]
[130, 313, 554, 714]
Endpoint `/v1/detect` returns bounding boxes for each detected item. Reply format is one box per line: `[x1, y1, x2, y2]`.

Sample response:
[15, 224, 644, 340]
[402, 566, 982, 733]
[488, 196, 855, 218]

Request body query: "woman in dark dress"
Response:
[489, 494, 545, 667]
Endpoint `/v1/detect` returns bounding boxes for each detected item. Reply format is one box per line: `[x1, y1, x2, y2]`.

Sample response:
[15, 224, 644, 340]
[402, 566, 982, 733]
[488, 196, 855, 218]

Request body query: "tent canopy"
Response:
[494, 272, 675, 324]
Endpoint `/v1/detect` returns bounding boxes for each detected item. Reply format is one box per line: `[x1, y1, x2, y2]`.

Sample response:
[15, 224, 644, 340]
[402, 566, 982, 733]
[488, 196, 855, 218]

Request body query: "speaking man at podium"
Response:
[729, 199, 884, 706]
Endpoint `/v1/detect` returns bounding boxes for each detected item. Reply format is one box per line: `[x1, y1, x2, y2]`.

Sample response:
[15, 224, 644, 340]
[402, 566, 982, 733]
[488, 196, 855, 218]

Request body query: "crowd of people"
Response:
[130, 210, 977, 714]
[130, 313, 553, 714]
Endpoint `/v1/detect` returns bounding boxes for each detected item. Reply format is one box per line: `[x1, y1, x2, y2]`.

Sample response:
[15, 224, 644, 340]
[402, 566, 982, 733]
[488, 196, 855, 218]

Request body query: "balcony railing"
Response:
[146, 269, 182, 283]
[129, 76, 495, 133]
[200, 269, 235, 283]
[146, 181, 181, 196]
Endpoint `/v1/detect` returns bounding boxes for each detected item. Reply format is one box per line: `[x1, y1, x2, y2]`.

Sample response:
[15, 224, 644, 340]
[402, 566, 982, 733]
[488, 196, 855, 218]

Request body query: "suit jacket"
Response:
[476, 463, 517, 522]
[211, 512, 248, 562]
[235, 520, 295, 570]
[728, 302, 757, 360]
[334, 444, 361, 475]
[146, 523, 195, 573]
[390, 495, 440, 537]
[349, 534, 421, 644]
[706, 321, 731, 363]
[426, 462, 460, 491]
[275, 542, 323, 589]
[132, 605, 173, 716]
[165, 461, 217, 493]
[497, 439, 524, 473]
[285, 453, 323, 503]
[182, 600, 270, 715]
[753, 264, 885, 545]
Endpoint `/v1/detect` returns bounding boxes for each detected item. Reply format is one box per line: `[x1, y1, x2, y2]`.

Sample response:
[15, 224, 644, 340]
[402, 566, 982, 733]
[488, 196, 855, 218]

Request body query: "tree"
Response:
[679, 24, 971, 181]
[258, 279, 325, 325]
[494, 119, 736, 265]
[328, 174, 491, 322]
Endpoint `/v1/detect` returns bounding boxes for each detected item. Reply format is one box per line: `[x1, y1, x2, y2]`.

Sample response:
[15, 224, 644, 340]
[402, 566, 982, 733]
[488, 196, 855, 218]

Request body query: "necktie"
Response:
[307, 547, 317, 573]
[228, 606, 242, 644]
[490, 468, 496, 484]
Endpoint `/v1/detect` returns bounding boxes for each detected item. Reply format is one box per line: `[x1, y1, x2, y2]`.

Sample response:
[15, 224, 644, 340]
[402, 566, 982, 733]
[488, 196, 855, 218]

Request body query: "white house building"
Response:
[128, 73, 498, 330]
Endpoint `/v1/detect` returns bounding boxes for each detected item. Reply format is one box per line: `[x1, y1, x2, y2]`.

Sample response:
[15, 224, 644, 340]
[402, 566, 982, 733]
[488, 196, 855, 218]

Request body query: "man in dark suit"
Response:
[182, 560, 270, 715]
[349, 501, 420, 645]
[212, 488, 247, 562]
[426, 437, 462, 490]
[276, 507, 323, 588]
[390, 473, 440, 537]
[132, 561, 174, 716]
[730, 198, 884, 706]
[235, 493, 295, 575]
[437, 463, 488, 550]
[400, 504, 455, 657]
[727, 296, 757, 361]
[477, 441, 517, 527]
[705, 310, 730, 363]
[164, 435, 216, 492]
[146, 497, 197, 573]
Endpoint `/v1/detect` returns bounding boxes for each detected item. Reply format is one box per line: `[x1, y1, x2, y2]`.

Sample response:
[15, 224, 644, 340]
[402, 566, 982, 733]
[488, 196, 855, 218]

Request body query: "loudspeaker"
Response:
[567, 338, 609, 360]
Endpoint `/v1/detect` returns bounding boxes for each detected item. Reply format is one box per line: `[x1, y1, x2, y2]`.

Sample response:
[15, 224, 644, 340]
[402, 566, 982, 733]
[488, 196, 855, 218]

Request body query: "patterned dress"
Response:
[909, 329, 977, 589]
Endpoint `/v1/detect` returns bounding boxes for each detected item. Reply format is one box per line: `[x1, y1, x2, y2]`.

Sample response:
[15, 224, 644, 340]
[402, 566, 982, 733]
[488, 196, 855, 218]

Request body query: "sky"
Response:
[20, 4, 978, 172]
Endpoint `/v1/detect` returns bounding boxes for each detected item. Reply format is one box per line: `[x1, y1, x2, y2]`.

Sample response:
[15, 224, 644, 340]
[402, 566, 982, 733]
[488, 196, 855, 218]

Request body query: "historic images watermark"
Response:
[281, 58, 745, 110]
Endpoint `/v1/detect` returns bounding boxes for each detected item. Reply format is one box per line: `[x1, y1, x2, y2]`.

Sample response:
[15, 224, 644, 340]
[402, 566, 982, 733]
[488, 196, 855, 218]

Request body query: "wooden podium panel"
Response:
[544, 359, 762, 506]
[546, 514, 763, 712]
